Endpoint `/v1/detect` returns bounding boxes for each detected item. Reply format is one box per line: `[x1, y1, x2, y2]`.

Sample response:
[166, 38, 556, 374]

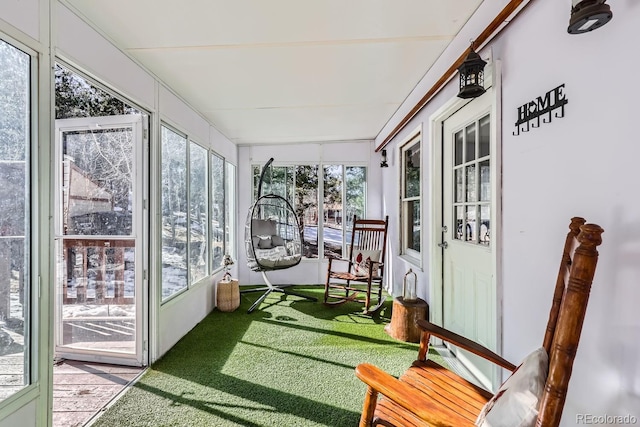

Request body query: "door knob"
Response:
[438, 241, 448, 249]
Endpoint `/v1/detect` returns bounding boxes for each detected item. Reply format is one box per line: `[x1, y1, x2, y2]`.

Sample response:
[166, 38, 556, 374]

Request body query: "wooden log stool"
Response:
[384, 297, 429, 343]
[216, 278, 240, 312]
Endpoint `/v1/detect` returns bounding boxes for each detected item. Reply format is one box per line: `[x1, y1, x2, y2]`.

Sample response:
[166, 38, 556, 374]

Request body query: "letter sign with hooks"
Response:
[514, 84, 568, 135]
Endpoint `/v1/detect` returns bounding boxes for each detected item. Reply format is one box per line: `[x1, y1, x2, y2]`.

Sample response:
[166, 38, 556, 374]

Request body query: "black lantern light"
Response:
[457, 44, 487, 99]
[568, 0, 612, 34]
[380, 149, 389, 168]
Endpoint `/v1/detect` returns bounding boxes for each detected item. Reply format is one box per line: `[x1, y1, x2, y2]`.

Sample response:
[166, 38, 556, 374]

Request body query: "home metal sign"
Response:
[513, 84, 567, 135]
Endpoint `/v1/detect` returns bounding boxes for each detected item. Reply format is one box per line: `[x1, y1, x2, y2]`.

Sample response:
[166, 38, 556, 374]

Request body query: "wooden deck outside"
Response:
[53, 360, 145, 427]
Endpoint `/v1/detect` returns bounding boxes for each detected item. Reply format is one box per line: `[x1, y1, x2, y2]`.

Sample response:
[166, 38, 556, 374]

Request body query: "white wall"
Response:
[377, 0, 640, 423]
[237, 141, 381, 286]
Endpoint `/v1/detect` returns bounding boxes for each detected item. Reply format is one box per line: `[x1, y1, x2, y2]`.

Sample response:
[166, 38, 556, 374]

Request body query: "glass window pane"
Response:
[480, 160, 490, 202]
[63, 129, 134, 236]
[455, 168, 463, 203]
[323, 165, 342, 259]
[454, 206, 464, 240]
[225, 163, 236, 259]
[454, 131, 463, 166]
[405, 200, 420, 251]
[404, 141, 420, 198]
[252, 165, 261, 200]
[60, 241, 136, 352]
[0, 39, 30, 398]
[466, 205, 477, 242]
[211, 154, 224, 270]
[345, 166, 366, 248]
[466, 164, 476, 202]
[480, 204, 490, 246]
[479, 114, 490, 158]
[189, 142, 208, 284]
[465, 123, 476, 162]
[295, 165, 318, 258]
[161, 126, 187, 299]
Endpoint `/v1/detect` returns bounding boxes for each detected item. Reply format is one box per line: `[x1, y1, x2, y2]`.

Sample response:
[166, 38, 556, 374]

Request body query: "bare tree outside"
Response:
[0, 38, 30, 400]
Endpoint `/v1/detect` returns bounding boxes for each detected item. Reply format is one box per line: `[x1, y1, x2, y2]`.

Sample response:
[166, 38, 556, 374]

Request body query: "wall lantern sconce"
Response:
[380, 149, 389, 168]
[568, 0, 612, 34]
[457, 43, 487, 99]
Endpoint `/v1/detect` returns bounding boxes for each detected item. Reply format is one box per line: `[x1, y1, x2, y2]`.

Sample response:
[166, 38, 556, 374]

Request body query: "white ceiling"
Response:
[65, 0, 484, 145]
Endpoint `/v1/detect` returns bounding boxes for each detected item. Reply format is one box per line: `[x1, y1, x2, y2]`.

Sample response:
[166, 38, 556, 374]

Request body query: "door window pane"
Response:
[0, 38, 30, 399]
[480, 205, 490, 245]
[479, 114, 490, 158]
[454, 131, 463, 166]
[465, 164, 476, 202]
[465, 205, 477, 242]
[63, 129, 133, 236]
[454, 206, 464, 241]
[480, 160, 490, 202]
[455, 168, 463, 203]
[465, 123, 476, 162]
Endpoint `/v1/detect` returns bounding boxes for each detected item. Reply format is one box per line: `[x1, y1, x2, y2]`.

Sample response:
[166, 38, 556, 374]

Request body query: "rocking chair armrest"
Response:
[417, 320, 517, 372]
[355, 363, 452, 426]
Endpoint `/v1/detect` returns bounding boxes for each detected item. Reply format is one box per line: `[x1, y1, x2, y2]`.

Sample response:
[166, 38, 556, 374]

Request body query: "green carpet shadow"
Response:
[92, 285, 440, 427]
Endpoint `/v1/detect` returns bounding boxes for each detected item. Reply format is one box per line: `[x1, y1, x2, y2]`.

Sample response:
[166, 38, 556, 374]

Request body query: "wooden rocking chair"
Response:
[324, 216, 389, 314]
[355, 217, 603, 426]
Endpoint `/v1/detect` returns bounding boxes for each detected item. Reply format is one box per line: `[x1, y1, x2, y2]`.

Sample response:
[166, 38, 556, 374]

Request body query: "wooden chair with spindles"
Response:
[355, 217, 603, 427]
[324, 216, 389, 314]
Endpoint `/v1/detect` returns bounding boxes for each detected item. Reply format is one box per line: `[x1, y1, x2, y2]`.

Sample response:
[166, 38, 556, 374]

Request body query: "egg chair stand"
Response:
[241, 271, 316, 314]
[241, 158, 317, 313]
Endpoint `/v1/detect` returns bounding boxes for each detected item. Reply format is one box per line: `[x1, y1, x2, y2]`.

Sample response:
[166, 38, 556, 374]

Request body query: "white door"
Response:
[441, 91, 497, 389]
[54, 115, 147, 366]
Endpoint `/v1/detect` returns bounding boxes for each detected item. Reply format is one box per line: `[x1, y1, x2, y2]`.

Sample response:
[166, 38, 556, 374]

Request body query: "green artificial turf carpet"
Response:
[92, 286, 446, 427]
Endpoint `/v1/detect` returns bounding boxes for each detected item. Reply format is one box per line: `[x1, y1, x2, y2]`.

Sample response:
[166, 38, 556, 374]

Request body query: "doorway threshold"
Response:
[53, 360, 145, 427]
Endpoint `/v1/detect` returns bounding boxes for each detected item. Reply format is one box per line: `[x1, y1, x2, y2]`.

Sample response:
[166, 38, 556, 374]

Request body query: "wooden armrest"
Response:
[417, 320, 516, 371]
[355, 363, 453, 426]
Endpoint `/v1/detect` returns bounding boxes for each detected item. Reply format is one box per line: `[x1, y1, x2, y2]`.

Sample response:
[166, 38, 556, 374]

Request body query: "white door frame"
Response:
[428, 60, 504, 386]
[54, 114, 147, 367]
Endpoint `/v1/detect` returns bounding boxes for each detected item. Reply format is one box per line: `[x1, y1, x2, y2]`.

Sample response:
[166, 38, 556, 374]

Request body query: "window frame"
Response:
[399, 130, 423, 266]
[0, 33, 35, 408]
[160, 122, 233, 304]
[251, 161, 367, 260]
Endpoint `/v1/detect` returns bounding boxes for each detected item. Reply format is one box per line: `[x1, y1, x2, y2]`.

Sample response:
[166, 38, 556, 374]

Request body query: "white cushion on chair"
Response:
[351, 249, 381, 276]
[476, 347, 548, 427]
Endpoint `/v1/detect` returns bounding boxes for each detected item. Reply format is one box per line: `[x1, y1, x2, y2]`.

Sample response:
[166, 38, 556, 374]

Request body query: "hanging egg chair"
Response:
[245, 194, 302, 272]
[240, 158, 317, 313]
